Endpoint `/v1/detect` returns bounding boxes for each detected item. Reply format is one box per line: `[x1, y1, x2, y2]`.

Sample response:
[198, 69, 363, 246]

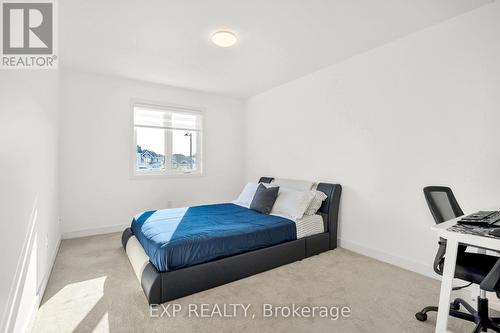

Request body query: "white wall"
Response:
[0, 71, 60, 332]
[60, 70, 245, 237]
[245, 2, 500, 277]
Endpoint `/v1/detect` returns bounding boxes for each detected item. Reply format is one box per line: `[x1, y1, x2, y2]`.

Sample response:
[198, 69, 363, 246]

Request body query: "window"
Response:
[133, 103, 203, 176]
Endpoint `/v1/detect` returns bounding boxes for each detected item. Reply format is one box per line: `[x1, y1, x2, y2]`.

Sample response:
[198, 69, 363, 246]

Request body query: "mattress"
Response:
[295, 214, 324, 239]
[131, 203, 297, 272]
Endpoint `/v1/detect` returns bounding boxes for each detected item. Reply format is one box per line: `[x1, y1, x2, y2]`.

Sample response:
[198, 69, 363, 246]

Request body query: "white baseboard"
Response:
[338, 238, 437, 280]
[20, 297, 39, 333]
[3, 234, 61, 333]
[338, 239, 500, 312]
[62, 224, 129, 239]
[23, 236, 61, 333]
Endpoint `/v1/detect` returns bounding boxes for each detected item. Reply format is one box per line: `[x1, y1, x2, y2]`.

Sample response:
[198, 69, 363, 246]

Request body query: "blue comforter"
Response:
[131, 203, 297, 272]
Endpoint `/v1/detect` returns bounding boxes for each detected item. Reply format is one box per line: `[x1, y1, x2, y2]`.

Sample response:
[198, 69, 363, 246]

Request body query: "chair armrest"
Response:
[433, 238, 468, 276]
[433, 239, 447, 275]
[480, 257, 500, 292]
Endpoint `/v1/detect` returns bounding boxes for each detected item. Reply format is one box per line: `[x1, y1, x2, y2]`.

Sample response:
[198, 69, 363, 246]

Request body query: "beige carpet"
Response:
[32, 233, 475, 333]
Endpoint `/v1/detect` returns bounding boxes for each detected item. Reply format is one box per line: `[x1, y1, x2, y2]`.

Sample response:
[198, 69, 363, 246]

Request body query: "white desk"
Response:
[432, 217, 500, 333]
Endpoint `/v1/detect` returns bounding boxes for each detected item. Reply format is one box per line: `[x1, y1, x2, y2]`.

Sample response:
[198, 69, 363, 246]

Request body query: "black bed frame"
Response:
[122, 177, 342, 304]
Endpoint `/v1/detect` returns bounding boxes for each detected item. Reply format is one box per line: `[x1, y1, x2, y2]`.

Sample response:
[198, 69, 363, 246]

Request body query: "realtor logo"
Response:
[1, 1, 57, 68]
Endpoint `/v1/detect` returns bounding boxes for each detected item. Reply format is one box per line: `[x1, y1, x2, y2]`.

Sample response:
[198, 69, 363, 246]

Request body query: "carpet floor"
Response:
[32, 233, 476, 333]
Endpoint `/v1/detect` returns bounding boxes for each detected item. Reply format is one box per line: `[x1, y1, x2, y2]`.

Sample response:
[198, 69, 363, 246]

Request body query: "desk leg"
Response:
[435, 238, 458, 333]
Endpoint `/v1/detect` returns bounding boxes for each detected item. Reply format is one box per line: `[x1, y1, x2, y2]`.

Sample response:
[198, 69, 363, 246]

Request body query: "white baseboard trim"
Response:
[338, 238, 500, 311]
[62, 224, 129, 239]
[1, 206, 39, 333]
[3, 234, 61, 333]
[338, 238, 437, 280]
[21, 297, 39, 333]
[23, 236, 61, 333]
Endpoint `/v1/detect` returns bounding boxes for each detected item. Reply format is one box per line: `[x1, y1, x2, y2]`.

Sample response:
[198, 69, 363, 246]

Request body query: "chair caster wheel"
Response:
[415, 312, 428, 321]
[451, 302, 460, 311]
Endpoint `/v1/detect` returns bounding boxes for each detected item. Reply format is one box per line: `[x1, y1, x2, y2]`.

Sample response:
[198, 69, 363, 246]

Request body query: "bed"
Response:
[121, 177, 342, 304]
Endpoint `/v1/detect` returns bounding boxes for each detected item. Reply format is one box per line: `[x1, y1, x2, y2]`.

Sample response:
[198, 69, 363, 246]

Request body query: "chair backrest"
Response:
[423, 186, 464, 224]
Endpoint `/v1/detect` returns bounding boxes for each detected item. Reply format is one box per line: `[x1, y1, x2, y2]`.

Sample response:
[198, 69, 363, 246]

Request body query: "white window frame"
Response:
[131, 101, 204, 178]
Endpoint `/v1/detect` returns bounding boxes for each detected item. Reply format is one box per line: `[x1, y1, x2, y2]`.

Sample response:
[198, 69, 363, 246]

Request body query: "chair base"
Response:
[416, 297, 500, 332]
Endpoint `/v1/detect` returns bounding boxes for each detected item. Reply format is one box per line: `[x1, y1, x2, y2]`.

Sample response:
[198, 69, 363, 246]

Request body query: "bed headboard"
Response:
[258, 177, 342, 249]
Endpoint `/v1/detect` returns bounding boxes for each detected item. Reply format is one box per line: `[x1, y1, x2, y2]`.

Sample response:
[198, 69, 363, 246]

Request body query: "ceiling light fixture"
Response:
[211, 30, 237, 48]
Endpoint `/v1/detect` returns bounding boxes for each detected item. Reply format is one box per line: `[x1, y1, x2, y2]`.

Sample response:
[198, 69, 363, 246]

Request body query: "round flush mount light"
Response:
[211, 30, 237, 47]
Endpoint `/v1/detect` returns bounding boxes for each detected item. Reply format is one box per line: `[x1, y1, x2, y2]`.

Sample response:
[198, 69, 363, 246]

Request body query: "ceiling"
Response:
[60, 0, 492, 98]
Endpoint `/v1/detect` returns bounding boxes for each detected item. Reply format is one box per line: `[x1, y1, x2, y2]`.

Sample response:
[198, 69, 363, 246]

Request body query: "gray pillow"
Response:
[250, 184, 279, 214]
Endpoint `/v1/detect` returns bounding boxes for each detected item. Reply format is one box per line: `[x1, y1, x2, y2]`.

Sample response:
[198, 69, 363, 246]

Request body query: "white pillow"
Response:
[304, 190, 328, 215]
[232, 182, 259, 208]
[270, 188, 315, 221]
[272, 178, 314, 191]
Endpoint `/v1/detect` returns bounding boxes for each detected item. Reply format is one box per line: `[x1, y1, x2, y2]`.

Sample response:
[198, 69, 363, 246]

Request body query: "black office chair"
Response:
[415, 186, 500, 332]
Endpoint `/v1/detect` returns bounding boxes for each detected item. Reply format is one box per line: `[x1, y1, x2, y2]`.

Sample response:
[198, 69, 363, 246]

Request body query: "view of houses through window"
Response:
[136, 127, 165, 171]
[134, 104, 202, 175]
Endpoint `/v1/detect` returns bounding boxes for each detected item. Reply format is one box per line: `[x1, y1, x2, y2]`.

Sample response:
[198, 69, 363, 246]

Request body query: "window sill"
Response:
[130, 172, 204, 180]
